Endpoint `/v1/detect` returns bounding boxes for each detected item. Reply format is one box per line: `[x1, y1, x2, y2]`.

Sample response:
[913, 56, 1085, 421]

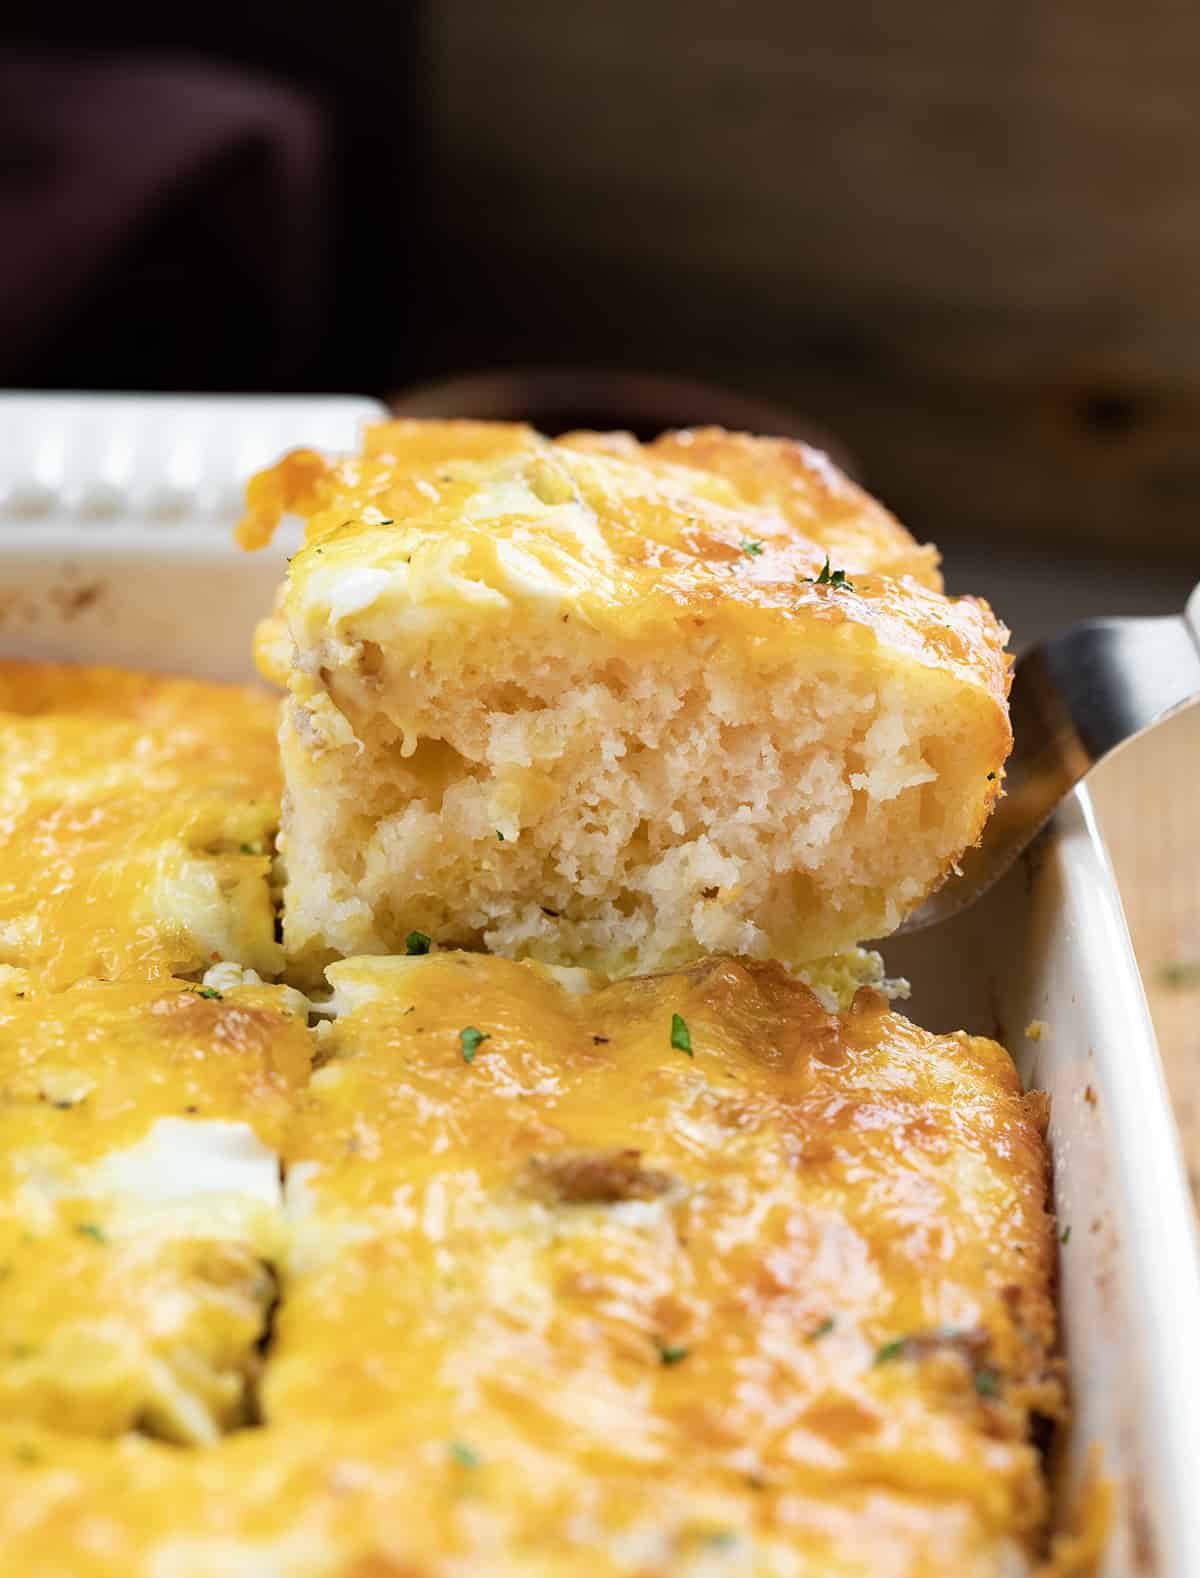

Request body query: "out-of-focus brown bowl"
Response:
[387, 367, 857, 477]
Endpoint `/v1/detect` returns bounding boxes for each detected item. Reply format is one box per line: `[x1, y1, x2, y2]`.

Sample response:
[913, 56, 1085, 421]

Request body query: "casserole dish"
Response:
[0, 393, 1197, 1576]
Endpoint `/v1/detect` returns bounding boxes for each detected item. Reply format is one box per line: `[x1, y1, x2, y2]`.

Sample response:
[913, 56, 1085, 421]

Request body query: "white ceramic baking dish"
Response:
[1, 393, 1197, 1577]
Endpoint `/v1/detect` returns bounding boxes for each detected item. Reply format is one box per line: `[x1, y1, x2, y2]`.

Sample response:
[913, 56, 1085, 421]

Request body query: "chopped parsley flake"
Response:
[986, 772, 997, 782]
[805, 557, 855, 591]
[1060, 1225, 1071, 1244]
[808, 1317, 836, 1341]
[1160, 959, 1200, 990]
[670, 1013, 693, 1056]
[658, 1343, 690, 1366]
[75, 1223, 106, 1244]
[405, 931, 431, 955]
[496, 829, 505, 841]
[974, 1368, 1000, 1398]
[239, 842, 258, 854]
[449, 1441, 480, 1469]
[196, 987, 222, 1000]
[874, 1338, 907, 1365]
[741, 540, 764, 557]
[459, 1026, 490, 1063]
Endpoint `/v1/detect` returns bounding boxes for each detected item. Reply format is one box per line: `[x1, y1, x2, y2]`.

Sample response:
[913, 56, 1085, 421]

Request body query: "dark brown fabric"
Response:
[0, 52, 332, 388]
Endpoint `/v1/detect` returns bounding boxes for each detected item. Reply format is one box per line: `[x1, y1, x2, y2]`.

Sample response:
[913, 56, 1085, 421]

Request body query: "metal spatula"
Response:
[898, 583, 1200, 933]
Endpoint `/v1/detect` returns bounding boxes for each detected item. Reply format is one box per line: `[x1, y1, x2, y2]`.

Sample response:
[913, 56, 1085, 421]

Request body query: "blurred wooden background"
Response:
[425, 1, 1200, 568]
[1092, 704, 1200, 1208]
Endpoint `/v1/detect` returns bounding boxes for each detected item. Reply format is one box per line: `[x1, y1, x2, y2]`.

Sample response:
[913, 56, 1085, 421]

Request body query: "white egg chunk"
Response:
[0, 977, 310, 1444]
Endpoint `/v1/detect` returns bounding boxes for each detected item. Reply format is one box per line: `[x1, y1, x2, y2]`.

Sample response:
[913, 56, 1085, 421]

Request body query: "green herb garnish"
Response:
[1060, 1225, 1071, 1244]
[449, 1441, 480, 1469]
[805, 557, 855, 591]
[808, 1317, 836, 1341]
[1160, 959, 1200, 990]
[496, 829, 505, 841]
[670, 1013, 693, 1056]
[974, 1368, 1000, 1398]
[76, 1223, 106, 1244]
[659, 1343, 690, 1366]
[874, 1338, 907, 1364]
[986, 772, 997, 782]
[405, 931, 431, 955]
[459, 1026, 490, 1063]
[197, 987, 222, 1000]
[741, 540, 764, 557]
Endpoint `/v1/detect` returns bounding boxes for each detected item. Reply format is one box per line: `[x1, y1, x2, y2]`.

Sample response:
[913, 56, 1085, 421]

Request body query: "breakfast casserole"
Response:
[1, 951, 1067, 1576]
[0, 424, 1093, 1575]
[238, 421, 1011, 984]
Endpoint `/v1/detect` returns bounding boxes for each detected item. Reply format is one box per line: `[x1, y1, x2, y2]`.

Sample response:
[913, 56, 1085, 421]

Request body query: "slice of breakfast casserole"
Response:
[240, 421, 1010, 983]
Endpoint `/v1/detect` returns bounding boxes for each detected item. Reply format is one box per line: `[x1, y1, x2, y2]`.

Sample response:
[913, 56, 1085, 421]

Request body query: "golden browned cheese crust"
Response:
[566, 425, 943, 587]
[0, 661, 283, 986]
[0, 953, 1061, 1577]
[241, 421, 1003, 700]
[239, 420, 939, 587]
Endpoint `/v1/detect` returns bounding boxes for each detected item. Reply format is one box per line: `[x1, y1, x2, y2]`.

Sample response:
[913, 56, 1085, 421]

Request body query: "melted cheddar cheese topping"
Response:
[0, 954, 1063, 1577]
[0, 662, 283, 986]
[242, 420, 1007, 703]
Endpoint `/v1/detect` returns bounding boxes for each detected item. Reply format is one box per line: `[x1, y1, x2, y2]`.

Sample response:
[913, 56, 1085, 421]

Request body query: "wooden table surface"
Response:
[1090, 700, 1200, 1205]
